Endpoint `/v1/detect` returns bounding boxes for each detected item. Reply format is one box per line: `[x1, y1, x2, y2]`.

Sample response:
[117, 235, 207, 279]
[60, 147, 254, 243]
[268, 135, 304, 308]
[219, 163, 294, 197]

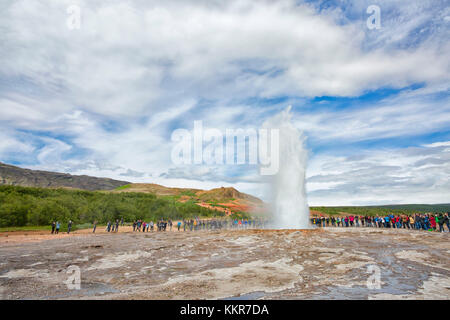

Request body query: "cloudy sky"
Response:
[0, 0, 449, 205]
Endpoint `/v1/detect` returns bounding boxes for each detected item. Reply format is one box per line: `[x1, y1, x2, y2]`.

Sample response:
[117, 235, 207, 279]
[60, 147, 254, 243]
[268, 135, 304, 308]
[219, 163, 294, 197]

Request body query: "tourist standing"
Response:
[67, 220, 73, 234]
[137, 220, 142, 232]
[409, 215, 415, 229]
[445, 213, 450, 232]
[51, 221, 56, 234]
[430, 215, 436, 231]
[437, 214, 444, 233]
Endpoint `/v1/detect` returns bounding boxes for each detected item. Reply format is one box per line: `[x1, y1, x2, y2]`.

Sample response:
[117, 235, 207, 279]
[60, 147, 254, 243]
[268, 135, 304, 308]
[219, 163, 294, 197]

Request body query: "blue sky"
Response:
[0, 0, 449, 205]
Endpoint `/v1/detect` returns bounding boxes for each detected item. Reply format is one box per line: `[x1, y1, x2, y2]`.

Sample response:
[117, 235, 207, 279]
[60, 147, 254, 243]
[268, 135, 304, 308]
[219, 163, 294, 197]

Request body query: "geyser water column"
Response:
[262, 106, 311, 229]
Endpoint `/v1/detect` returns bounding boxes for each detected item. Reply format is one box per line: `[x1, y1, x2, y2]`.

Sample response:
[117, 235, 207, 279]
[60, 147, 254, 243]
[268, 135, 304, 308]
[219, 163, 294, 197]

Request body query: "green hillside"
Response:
[0, 185, 223, 228]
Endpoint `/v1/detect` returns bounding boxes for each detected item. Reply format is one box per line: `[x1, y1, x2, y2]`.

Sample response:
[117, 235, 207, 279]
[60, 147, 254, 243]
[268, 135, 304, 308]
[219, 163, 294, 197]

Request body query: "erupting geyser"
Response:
[262, 106, 311, 229]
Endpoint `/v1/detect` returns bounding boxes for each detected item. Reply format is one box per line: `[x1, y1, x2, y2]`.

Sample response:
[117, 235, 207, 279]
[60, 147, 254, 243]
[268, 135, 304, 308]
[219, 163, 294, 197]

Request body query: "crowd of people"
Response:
[50, 220, 72, 234]
[50, 212, 450, 234]
[49, 216, 267, 234]
[129, 217, 268, 232]
[104, 218, 123, 233]
[311, 213, 450, 232]
[131, 219, 168, 232]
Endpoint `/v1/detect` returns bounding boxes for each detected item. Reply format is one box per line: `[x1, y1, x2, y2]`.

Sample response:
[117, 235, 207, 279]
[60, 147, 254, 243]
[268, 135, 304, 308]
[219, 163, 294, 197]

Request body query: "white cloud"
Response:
[1, 0, 448, 120]
[293, 91, 450, 143]
[306, 142, 450, 205]
[0, 131, 35, 157]
[36, 137, 72, 165]
[0, 0, 449, 204]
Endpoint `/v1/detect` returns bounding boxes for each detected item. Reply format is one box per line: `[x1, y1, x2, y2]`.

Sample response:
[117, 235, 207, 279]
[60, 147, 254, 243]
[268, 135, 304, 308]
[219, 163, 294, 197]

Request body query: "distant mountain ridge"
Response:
[0, 162, 130, 191]
[0, 162, 265, 215]
[0, 163, 263, 207]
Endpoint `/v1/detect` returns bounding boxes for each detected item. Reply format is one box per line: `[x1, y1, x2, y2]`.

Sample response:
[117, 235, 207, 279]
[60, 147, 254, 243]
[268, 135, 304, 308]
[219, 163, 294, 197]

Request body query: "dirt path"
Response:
[0, 225, 188, 245]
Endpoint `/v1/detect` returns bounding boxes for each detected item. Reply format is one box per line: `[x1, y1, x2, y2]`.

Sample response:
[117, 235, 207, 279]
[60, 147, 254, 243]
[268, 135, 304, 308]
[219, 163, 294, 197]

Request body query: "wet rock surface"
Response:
[0, 227, 449, 299]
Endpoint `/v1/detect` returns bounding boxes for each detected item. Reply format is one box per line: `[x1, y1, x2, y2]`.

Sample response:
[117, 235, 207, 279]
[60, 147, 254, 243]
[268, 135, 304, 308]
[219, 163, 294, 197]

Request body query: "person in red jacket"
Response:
[430, 215, 436, 231]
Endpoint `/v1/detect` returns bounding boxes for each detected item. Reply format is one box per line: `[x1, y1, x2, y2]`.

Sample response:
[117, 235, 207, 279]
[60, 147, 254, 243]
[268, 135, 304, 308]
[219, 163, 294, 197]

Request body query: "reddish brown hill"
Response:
[196, 187, 262, 203]
[114, 183, 264, 215]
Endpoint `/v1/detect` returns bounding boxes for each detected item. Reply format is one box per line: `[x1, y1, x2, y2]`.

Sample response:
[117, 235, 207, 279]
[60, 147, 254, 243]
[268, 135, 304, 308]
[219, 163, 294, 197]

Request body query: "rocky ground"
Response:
[0, 227, 449, 300]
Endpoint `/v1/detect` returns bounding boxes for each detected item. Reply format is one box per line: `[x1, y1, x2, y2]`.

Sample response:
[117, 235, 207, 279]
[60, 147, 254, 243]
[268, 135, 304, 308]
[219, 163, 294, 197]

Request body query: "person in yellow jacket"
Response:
[409, 216, 415, 229]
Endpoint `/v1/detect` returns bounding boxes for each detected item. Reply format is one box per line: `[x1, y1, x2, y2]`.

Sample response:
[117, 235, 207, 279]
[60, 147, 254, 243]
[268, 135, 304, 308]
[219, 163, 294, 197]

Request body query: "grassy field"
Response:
[114, 184, 131, 191]
[311, 204, 450, 216]
[0, 225, 51, 232]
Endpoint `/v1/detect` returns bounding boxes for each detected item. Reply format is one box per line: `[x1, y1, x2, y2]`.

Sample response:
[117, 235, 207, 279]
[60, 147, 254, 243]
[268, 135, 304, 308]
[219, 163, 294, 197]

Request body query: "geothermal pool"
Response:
[0, 227, 449, 299]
